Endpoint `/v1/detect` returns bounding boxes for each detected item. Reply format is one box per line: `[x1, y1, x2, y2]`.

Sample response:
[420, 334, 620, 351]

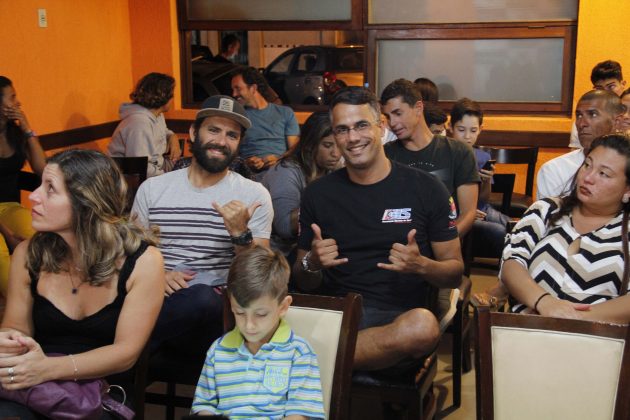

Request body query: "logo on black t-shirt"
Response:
[382, 208, 412, 223]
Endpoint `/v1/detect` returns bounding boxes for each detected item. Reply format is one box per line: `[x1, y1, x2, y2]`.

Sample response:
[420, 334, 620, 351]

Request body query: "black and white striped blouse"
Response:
[500, 198, 628, 313]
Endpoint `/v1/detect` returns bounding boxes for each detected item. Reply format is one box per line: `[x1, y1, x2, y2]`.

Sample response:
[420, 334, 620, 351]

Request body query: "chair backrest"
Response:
[223, 292, 362, 420]
[111, 156, 148, 210]
[490, 173, 516, 215]
[480, 147, 539, 197]
[475, 307, 630, 420]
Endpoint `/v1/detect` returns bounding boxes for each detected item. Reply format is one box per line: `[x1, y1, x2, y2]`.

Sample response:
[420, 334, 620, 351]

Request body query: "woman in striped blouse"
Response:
[501, 134, 630, 323]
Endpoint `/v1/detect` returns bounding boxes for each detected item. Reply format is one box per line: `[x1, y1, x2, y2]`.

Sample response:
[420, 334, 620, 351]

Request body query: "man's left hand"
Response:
[377, 229, 428, 274]
[212, 200, 261, 236]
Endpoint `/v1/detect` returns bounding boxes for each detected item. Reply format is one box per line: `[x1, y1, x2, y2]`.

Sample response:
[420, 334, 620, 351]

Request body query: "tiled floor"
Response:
[142, 265, 499, 419]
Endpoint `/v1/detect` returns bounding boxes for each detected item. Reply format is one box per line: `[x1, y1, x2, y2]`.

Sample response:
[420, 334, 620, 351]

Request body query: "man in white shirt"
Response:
[537, 89, 624, 199]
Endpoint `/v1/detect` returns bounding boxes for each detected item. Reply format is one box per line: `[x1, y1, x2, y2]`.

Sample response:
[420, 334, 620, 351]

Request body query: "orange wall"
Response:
[4, 1, 630, 136]
[0, 1, 133, 135]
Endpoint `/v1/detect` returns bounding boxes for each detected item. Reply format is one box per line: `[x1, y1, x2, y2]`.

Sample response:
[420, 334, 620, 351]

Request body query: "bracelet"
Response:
[533, 292, 551, 313]
[68, 354, 78, 382]
[23, 130, 36, 139]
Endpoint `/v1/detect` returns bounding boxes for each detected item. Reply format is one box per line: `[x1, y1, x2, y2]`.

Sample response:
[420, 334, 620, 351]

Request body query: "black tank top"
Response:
[0, 149, 26, 202]
[30, 242, 149, 354]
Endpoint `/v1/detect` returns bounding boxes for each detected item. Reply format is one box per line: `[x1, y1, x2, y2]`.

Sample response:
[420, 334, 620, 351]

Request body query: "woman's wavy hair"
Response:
[549, 133, 630, 226]
[26, 150, 158, 285]
[0, 76, 26, 154]
[281, 111, 334, 184]
[130, 72, 175, 109]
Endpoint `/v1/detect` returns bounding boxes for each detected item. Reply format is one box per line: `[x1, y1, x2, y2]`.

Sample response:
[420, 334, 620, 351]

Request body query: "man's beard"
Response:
[191, 135, 236, 173]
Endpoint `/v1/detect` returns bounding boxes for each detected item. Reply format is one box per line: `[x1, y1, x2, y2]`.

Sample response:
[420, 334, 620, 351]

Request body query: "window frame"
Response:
[367, 21, 577, 115]
[177, 0, 364, 109]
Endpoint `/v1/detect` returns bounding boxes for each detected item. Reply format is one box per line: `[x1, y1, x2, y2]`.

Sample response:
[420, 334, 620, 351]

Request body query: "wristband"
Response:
[533, 292, 551, 313]
[230, 229, 253, 246]
[24, 130, 36, 139]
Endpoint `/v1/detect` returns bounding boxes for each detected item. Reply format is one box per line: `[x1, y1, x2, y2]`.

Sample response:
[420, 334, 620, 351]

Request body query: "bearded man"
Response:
[132, 95, 273, 357]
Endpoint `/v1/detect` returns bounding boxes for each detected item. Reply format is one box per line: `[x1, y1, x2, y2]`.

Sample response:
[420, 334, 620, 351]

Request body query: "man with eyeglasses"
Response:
[294, 86, 463, 376]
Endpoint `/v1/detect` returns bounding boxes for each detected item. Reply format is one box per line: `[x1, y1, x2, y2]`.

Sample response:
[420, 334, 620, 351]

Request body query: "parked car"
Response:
[191, 59, 237, 102]
[263, 45, 364, 105]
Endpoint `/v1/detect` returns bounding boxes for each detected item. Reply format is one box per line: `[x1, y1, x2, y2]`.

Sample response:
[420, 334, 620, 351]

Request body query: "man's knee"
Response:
[396, 308, 440, 356]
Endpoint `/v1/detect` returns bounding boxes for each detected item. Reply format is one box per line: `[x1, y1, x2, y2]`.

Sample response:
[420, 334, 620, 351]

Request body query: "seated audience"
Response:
[450, 98, 509, 257]
[262, 112, 341, 260]
[231, 67, 300, 176]
[569, 60, 626, 148]
[0, 149, 164, 417]
[0, 76, 46, 296]
[537, 89, 624, 200]
[502, 134, 630, 324]
[108, 72, 181, 177]
[192, 246, 325, 419]
[132, 95, 273, 359]
[294, 87, 463, 378]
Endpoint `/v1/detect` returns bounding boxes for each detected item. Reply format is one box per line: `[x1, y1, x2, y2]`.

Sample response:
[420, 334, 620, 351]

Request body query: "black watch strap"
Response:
[230, 229, 253, 246]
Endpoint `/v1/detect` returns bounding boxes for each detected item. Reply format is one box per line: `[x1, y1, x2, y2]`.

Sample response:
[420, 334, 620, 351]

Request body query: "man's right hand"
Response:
[309, 223, 348, 270]
[164, 270, 196, 296]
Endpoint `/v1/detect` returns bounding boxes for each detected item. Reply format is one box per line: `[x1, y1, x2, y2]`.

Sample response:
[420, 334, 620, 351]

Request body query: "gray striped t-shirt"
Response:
[132, 168, 273, 285]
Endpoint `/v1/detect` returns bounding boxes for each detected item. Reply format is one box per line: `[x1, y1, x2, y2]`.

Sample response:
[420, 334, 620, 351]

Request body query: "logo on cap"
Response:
[218, 98, 234, 112]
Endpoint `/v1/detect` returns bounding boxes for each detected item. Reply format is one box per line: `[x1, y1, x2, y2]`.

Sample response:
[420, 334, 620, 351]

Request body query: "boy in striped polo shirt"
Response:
[192, 246, 325, 419]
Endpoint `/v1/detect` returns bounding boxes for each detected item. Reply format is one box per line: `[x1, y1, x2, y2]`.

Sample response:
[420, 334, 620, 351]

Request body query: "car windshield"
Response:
[333, 49, 363, 71]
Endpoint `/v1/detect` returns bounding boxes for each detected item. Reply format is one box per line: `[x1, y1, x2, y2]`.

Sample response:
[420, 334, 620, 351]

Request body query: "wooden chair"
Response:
[475, 306, 630, 420]
[350, 286, 463, 419]
[223, 292, 363, 419]
[489, 173, 516, 216]
[111, 156, 148, 210]
[479, 147, 538, 218]
[144, 292, 362, 420]
[444, 276, 473, 411]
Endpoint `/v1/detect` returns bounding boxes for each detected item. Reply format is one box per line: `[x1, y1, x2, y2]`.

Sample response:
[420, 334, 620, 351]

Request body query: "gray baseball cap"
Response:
[195, 95, 251, 130]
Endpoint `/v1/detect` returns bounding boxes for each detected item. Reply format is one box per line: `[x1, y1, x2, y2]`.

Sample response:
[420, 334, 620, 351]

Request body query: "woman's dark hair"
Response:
[27, 149, 157, 286]
[280, 112, 332, 184]
[0, 76, 26, 154]
[549, 134, 630, 226]
[130, 72, 175, 109]
[281, 111, 333, 184]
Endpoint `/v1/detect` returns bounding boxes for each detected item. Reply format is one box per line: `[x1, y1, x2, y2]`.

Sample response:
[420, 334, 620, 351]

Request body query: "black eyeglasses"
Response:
[332, 120, 380, 139]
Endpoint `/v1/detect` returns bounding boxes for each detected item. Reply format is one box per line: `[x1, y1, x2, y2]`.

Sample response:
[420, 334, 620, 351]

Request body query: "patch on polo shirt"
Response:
[263, 363, 290, 393]
[382, 208, 412, 223]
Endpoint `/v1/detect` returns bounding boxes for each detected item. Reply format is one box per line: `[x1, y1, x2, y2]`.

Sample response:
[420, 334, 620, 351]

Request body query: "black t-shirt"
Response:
[298, 161, 458, 311]
[384, 135, 480, 199]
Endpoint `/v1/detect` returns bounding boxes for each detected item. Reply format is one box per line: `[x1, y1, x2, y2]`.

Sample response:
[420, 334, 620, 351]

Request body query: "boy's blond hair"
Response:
[227, 245, 290, 307]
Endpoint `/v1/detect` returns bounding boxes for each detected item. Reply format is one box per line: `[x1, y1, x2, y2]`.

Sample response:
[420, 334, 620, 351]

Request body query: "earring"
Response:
[623, 195, 629, 204]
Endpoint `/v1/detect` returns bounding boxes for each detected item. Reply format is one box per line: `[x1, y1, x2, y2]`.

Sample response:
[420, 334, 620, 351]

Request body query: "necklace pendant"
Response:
[72, 288, 78, 294]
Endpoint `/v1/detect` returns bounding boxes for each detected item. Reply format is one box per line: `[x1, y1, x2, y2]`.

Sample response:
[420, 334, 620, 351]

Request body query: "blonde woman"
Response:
[0, 150, 164, 418]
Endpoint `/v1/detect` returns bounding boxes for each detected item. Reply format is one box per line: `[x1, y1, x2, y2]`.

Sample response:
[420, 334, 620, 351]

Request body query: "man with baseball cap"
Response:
[132, 95, 273, 357]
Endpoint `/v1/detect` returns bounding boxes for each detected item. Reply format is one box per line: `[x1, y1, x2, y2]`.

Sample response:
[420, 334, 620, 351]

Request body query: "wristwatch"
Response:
[301, 251, 321, 273]
[230, 229, 253, 246]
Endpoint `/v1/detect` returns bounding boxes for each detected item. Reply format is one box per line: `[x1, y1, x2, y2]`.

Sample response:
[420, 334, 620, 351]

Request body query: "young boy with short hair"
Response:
[450, 98, 510, 255]
[191, 246, 325, 419]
